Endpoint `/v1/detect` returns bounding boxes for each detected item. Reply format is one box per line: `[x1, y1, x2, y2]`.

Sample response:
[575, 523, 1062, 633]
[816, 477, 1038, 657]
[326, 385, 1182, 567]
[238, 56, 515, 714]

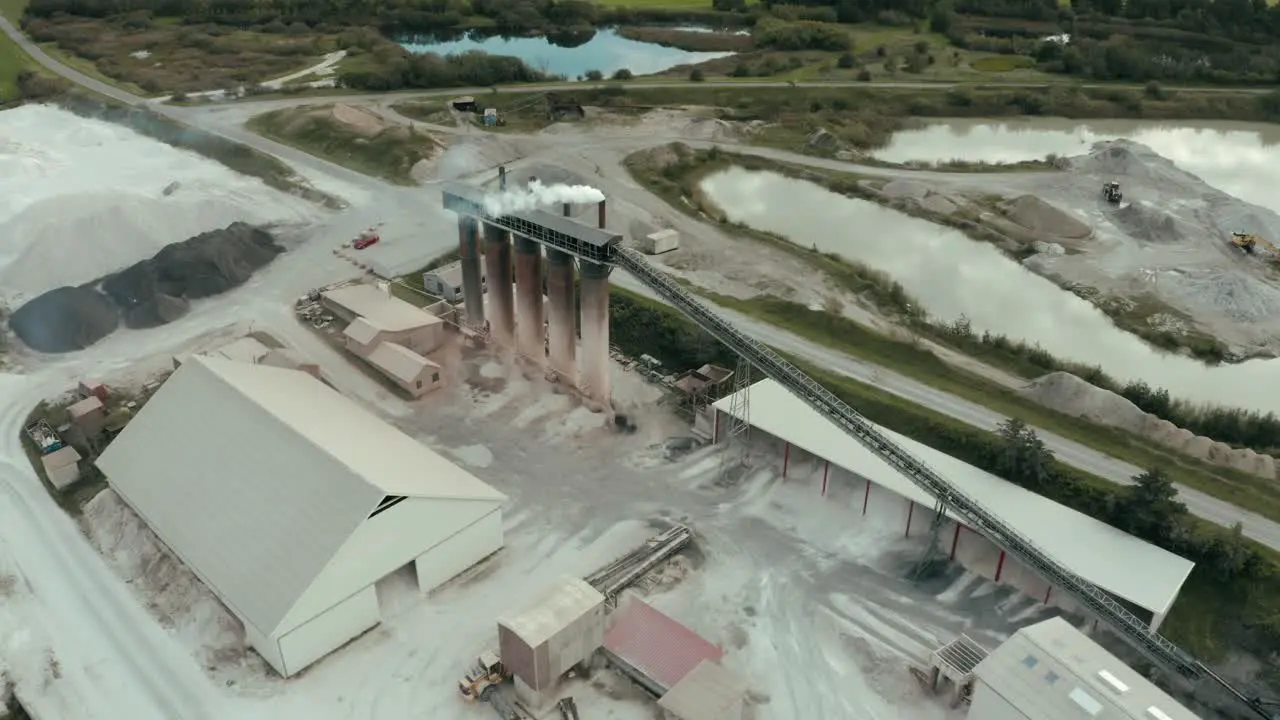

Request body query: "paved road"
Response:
[7, 14, 1280, 552]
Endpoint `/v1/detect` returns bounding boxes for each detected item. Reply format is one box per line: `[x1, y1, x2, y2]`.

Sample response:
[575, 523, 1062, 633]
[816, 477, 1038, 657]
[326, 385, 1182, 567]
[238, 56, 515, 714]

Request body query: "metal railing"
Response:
[613, 248, 1205, 681]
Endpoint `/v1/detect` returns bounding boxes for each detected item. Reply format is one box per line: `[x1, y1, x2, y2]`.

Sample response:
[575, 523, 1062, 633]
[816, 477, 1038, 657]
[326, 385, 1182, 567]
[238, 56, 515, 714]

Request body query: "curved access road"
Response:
[5, 11, 1280, 555]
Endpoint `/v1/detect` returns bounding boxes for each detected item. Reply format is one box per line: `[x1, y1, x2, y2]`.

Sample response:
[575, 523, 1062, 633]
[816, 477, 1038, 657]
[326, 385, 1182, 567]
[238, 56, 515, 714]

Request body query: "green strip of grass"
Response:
[247, 106, 439, 186]
[701, 291, 1280, 525]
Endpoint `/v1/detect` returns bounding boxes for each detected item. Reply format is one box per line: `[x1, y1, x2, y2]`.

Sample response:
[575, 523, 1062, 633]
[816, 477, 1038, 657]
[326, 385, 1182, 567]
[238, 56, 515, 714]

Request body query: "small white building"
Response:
[95, 356, 507, 678]
[422, 261, 486, 303]
[642, 229, 680, 255]
[969, 617, 1199, 720]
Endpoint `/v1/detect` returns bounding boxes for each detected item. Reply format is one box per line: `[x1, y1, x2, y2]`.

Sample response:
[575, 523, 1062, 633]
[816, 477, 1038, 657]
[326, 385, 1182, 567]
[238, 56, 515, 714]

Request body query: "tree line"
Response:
[335, 30, 551, 90]
[1120, 381, 1280, 455]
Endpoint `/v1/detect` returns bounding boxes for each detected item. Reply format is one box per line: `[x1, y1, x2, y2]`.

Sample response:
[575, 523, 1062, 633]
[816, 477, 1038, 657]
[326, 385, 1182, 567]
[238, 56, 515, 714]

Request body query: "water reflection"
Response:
[700, 166, 1280, 414]
[872, 119, 1280, 213]
[400, 29, 733, 78]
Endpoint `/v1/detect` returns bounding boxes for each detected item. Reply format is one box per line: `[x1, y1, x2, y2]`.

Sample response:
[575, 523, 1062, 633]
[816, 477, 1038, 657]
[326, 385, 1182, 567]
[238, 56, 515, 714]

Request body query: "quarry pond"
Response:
[873, 118, 1280, 214]
[699, 165, 1280, 416]
[400, 28, 734, 79]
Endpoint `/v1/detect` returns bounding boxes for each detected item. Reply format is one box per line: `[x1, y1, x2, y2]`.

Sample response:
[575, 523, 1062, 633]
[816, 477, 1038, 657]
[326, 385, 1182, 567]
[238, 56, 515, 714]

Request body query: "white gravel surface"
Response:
[0, 105, 321, 304]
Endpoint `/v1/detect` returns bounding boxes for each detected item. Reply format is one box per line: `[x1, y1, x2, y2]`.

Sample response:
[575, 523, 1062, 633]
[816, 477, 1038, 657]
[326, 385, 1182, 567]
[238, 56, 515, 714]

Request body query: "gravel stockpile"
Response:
[1112, 201, 1198, 244]
[8, 286, 120, 352]
[1001, 195, 1092, 239]
[1022, 372, 1276, 479]
[8, 223, 283, 351]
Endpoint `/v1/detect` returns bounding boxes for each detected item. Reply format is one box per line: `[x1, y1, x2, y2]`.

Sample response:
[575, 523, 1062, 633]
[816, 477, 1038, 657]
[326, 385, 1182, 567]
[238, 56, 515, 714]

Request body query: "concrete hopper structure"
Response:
[710, 379, 1195, 631]
[657, 659, 749, 720]
[95, 356, 506, 678]
[442, 173, 623, 408]
[497, 576, 605, 706]
[969, 617, 1200, 720]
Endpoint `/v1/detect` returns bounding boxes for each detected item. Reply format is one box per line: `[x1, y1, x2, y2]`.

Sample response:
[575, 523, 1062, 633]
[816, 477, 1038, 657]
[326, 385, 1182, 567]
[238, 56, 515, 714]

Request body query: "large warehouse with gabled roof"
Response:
[710, 379, 1194, 632]
[96, 355, 507, 678]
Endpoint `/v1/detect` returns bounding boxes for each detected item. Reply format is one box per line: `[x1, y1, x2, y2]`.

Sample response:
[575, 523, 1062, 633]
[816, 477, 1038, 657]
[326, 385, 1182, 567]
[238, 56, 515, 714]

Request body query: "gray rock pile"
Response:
[1021, 371, 1276, 480]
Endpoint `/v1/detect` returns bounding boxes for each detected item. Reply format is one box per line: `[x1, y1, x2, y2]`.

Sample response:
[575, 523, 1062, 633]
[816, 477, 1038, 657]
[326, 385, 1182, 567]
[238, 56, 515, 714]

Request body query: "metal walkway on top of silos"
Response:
[442, 182, 1271, 719]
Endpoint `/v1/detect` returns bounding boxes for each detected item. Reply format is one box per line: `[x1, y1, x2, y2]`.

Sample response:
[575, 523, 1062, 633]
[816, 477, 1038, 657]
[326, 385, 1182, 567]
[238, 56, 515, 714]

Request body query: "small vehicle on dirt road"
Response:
[353, 229, 380, 250]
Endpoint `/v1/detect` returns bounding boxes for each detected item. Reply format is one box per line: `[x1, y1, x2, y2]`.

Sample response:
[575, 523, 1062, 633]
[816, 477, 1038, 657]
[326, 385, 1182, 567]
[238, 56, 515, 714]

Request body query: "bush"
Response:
[753, 19, 851, 52]
[689, 68, 705, 81]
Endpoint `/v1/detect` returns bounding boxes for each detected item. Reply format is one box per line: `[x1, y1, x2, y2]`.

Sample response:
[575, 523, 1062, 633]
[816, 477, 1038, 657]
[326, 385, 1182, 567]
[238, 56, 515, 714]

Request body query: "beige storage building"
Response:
[498, 577, 606, 704]
[68, 395, 106, 438]
[41, 445, 82, 490]
[323, 284, 446, 355]
[364, 342, 442, 398]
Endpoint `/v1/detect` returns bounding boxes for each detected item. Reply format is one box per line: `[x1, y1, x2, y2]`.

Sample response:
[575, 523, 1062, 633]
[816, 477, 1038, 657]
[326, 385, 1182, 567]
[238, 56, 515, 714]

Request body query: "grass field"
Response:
[0, 0, 31, 103]
[593, 0, 719, 7]
[247, 105, 441, 185]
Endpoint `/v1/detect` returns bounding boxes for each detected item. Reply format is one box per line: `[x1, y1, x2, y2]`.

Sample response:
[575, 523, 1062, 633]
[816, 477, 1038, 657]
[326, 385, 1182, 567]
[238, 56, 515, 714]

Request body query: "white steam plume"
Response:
[482, 179, 605, 216]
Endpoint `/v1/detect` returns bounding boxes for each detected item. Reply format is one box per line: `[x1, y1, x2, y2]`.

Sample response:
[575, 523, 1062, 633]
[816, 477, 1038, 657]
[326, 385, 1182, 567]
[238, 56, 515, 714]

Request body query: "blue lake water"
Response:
[400, 29, 733, 79]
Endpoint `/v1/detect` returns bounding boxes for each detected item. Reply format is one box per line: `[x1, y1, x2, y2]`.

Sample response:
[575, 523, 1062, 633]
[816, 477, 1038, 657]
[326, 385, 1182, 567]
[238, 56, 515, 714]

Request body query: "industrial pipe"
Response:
[598, 200, 606, 230]
[562, 202, 571, 218]
[499, 165, 507, 190]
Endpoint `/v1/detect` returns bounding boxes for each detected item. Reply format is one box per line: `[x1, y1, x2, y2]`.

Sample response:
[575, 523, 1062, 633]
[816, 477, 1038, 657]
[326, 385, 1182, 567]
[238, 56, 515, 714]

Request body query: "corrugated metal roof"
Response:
[711, 380, 1194, 618]
[365, 342, 438, 384]
[975, 617, 1200, 720]
[498, 576, 604, 648]
[658, 659, 748, 720]
[603, 596, 722, 692]
[96, 356, 505, 636]
[67, 395, 103, 418]
[323, 283, 442, 332]
[343, 317, 384, 346]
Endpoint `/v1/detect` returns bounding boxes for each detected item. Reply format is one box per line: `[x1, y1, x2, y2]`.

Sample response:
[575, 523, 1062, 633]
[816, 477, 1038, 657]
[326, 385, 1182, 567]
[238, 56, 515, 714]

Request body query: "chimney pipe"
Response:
[499, 165, 507, 190]
[598, 200, 606, 229]
[562, 203, 571, 217]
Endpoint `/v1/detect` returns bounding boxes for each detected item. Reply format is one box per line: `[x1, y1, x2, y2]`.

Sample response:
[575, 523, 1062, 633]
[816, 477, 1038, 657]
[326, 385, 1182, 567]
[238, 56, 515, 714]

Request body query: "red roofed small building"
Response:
[601, 594, 723, 696]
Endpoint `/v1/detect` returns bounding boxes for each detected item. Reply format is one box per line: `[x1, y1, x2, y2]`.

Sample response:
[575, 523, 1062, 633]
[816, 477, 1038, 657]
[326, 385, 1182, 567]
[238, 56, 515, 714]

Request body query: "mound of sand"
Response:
[328, 104, 388, 137]
[0, 186, 312, 303]
[1001, 195, 1092, 239]
[8, 285, 119, 352]
[882, 179, 929, 200]
[10, 223, 282, 352]
[1022, 372, 1276, 480]
[1070, 139, 1206, 188]
[1112, 201, 1199, 244]
[1022, 372, 1148, 434]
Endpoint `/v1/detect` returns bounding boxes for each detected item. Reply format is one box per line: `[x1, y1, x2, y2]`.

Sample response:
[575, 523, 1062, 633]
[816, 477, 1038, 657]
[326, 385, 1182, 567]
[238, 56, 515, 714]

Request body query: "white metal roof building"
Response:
[322, 283, 443, 332]
[96, 356, 507, 677]
[711, 380, 1194, 629]
[970, 617, 1200, 720]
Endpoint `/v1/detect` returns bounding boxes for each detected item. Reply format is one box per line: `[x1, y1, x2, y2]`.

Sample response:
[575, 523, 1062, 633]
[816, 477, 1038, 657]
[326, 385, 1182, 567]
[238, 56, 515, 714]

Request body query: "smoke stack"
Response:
[499, 165, 507, 190]
[562, 203, 571, 217]
[598, 200, 606, 229]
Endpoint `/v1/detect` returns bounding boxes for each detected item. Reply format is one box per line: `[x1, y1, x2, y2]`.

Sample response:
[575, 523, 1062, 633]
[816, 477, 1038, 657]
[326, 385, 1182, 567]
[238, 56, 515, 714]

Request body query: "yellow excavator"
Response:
[1229, 232, 1280, 257]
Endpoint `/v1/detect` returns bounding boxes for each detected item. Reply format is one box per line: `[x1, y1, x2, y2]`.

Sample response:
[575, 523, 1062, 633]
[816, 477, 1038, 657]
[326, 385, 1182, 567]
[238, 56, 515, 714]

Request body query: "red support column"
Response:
[782, 442, 790, 478]
[821, 461, 830, 497]
[994, 550, 1007, 582]
[862, 481, 871, 515]
[905, 501, 915, 538]
[949, 524, 962, 560]
[1044, 585, 1053, 605]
